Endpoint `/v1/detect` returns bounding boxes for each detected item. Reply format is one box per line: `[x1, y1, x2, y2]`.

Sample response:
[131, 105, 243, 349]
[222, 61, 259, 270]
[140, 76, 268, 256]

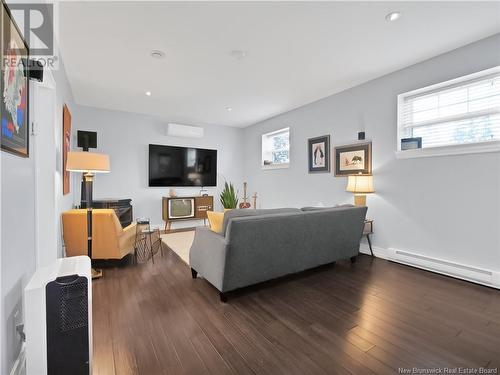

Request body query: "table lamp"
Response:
[346, 174, 374, 206]
[66, 151, 110, 278]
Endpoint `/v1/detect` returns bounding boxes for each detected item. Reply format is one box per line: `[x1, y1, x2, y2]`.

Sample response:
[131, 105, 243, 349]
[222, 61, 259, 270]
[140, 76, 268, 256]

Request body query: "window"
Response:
[397, 66, 500, 157]
[261, 127, 290, 169]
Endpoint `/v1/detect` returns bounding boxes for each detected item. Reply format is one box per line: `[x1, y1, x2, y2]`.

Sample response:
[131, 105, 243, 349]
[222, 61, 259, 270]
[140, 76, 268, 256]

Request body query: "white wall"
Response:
[71, 106, 245, 228]
[243, 34, 500, 275]
[1, 53, 76, 375]
[1, 122, 36, 375]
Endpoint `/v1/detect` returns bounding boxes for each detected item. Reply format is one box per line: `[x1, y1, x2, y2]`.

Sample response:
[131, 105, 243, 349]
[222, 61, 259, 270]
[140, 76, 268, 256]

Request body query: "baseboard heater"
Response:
[385, 247, 500, 289]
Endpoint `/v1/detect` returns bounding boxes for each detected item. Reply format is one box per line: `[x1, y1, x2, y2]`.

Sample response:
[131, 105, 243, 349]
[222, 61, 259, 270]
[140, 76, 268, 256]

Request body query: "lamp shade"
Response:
[66, 151, 110, 173]
[346, 175, 374, 194]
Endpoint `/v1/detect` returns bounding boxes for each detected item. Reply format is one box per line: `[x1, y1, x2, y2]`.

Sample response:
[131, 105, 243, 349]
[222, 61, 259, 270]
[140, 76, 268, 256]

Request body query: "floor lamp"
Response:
[66, 151, 110, 279]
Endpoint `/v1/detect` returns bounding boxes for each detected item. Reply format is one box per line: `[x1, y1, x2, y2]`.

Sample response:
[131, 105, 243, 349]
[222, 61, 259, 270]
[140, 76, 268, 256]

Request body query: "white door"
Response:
[33, 71, 58, 268]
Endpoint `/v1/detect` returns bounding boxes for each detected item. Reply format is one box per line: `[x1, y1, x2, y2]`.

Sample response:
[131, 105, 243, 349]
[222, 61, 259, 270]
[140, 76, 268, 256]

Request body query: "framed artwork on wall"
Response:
[1, 2, 30, 157]
[334, 142, 372, 176]
[63, 104, 72, 195]
[308, 135, 330, 173]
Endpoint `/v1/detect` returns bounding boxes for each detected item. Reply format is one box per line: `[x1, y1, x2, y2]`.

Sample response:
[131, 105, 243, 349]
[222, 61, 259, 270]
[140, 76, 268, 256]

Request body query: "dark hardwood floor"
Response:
[92, 248, 500, 375]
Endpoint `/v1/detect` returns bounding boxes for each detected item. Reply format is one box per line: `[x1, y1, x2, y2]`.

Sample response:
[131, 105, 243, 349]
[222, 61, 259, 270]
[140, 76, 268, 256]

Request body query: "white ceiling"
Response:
[59, 1, 500, 128]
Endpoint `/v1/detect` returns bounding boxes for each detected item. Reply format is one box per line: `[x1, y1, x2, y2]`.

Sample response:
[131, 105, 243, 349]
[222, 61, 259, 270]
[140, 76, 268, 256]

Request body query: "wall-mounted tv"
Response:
[149, 144, 217, 187]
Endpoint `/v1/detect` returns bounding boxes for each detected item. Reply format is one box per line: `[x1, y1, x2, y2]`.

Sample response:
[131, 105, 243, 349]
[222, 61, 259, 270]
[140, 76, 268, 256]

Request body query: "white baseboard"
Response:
[10, 343, 25, 375]
[359, 244, 500, 290]
[360, 243, 388, 259]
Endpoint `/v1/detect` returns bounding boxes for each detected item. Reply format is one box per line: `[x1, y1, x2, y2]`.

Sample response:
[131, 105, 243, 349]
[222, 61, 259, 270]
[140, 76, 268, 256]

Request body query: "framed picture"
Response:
[401, 137, 422, 150]
[63, 105, 72, 195]
[1, 2, 30, 157]
[308, 135, 330, 173]
[334, 142, 372, 176]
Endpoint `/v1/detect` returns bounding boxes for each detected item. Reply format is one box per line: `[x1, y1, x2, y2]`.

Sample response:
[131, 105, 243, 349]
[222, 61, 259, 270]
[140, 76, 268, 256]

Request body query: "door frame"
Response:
[33, 69, 58, 269]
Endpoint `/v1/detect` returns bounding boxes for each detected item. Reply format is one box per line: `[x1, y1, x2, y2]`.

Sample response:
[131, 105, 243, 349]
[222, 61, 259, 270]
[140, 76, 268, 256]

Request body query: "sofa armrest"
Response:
[189, 226, 229, 292]
[118, 222, 137, 257]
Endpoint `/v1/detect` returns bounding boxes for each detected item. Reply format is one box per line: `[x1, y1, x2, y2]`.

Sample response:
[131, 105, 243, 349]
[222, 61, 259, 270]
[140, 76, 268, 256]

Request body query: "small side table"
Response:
[363, 219, 374, 256]
[134, 219, 163, 264]
[134, 219, 150, 264]
[141, 227, 163, 264]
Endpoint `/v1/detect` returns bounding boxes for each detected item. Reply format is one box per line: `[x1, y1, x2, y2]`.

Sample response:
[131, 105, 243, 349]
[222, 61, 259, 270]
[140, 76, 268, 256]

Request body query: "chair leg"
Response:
[219, 292, 228, 303]
[191, 268, 198, 279]
[350, 255, 357, 264]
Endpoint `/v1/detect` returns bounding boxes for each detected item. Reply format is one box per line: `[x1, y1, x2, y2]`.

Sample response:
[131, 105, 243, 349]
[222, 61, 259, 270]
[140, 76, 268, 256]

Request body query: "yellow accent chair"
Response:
[62, 209, 137, 260]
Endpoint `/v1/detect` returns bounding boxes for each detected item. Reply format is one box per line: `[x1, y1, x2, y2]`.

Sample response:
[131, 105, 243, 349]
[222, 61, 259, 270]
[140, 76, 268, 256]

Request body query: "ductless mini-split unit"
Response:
[166, 123, 204, 138]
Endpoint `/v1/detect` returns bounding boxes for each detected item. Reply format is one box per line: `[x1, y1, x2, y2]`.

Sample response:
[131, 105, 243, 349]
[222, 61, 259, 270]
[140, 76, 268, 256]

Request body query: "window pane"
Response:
[400, 68, 500, 151]
[262, 127, 290, 166]
[469, 94, 500, 112]
[272, 150, 289, 164]
[439, 102, 467, 117]
[272, 134, 289, 151]
[439, 88, 467, 107]
[413, 114, 500, 148]
[412, 95, 438, 112]
[406, 75, 500, 126]
[469, 80, 498, 101]
[413, 108, 438, 123]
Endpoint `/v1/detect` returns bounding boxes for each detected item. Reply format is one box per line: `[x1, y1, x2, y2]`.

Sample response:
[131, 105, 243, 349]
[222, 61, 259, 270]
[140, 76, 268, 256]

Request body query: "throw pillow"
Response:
[206, 211, 224, 234]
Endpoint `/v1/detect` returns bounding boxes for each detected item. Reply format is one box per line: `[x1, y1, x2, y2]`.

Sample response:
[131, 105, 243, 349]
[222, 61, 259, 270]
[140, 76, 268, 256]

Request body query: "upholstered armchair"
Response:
[62, 209, 137, 260]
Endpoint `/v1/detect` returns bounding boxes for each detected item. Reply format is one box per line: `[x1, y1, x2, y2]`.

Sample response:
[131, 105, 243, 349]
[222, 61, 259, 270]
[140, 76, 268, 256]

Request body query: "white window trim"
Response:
[395, 139, 500, 159]
[262, 162, 290, 170]
[261, 127, 290, 170]
[396, 66, 500, 159]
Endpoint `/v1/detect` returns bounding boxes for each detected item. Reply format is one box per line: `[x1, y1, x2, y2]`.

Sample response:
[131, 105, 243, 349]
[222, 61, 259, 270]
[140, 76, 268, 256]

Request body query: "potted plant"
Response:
[220, 181, 238, 210]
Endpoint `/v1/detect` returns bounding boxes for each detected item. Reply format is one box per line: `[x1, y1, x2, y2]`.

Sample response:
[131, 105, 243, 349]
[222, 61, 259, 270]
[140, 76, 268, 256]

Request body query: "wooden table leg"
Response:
[164, 221, 172, 233]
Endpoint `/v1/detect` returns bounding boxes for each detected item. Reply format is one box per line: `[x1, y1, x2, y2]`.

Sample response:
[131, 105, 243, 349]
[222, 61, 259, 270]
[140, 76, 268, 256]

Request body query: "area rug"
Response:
[161, 230, 195, 265]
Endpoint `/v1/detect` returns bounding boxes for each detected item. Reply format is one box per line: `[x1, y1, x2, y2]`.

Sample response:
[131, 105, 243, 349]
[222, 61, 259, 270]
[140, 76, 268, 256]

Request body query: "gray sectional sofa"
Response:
[189, 205, 368, 301]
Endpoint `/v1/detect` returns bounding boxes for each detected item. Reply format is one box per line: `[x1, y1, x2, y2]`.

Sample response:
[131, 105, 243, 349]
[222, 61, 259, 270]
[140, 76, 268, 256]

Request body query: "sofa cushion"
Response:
[222, 208, 301, 236]
[207, 211, 225, 233]
[300, 204, 354, 211]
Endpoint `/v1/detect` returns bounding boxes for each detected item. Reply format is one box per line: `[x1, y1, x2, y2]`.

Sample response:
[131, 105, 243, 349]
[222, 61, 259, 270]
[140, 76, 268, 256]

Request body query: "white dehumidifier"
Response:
[24, 256, 92, 375]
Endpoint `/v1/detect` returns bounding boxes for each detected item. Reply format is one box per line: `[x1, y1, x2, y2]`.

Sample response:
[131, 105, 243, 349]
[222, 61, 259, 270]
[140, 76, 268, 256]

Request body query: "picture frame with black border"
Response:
[334, 141, 372, 176]
[308, 135, 330, 173]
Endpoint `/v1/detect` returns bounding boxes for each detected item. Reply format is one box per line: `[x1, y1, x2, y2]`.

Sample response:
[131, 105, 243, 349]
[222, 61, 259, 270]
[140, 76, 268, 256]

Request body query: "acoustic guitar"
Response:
[239, 182, 251, 209]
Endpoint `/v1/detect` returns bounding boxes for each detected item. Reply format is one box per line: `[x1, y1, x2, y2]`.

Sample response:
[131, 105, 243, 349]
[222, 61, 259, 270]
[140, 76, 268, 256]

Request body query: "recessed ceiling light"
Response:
[226, 107, 233, 111]
[385, 11, 401, 22]
[145, 91, 152, 96]
[150, 50, 165, 59]
[229, 50, 247, 60]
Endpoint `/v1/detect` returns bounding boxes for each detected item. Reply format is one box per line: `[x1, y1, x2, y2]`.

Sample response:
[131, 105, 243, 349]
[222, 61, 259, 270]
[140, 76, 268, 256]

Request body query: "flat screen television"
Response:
[149, 144, 217, 187]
